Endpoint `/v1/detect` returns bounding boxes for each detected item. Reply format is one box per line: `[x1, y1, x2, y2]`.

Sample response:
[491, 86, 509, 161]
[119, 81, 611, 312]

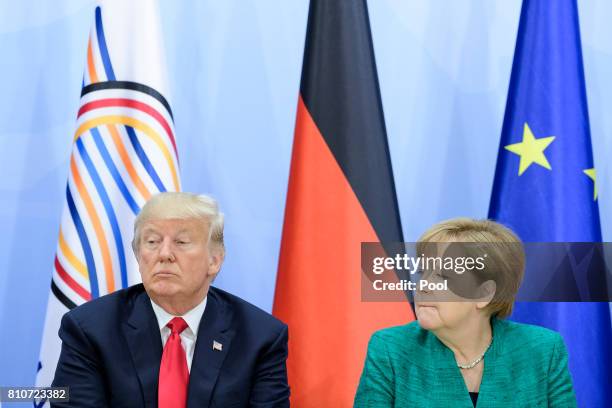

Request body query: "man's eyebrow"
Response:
[142, 228, 193, 235]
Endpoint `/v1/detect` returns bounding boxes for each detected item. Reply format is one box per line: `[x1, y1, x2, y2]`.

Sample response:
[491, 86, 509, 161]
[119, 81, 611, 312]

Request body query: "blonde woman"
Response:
[355, 218, 576, 407]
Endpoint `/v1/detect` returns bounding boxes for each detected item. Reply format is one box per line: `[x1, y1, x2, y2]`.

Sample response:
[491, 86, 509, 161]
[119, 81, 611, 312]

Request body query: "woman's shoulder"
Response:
[370, 321, 425, 346]
[367, 321, 444, 366]
[496, 319, 563, 342]
[494, 318, 566, 356]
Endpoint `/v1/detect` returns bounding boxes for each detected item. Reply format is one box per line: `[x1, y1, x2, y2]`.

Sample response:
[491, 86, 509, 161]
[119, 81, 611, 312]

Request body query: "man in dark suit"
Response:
[52, 192, 290, 407]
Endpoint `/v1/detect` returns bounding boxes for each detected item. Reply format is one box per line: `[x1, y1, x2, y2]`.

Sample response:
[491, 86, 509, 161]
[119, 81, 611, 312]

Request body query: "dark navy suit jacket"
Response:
[51, 284, 290, 407]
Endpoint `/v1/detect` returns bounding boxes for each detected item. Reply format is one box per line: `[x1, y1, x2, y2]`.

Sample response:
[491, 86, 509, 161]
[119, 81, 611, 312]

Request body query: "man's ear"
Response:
[475, 280, 496, 310]
[208, 249, 225, 278]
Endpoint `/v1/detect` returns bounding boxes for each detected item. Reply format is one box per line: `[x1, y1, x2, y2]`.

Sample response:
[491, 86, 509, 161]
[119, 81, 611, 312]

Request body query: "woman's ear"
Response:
[475, 280, 496, 310]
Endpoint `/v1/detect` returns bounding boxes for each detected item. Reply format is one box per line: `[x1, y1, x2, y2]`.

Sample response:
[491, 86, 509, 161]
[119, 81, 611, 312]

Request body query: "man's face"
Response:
[136, 218, 222, 307]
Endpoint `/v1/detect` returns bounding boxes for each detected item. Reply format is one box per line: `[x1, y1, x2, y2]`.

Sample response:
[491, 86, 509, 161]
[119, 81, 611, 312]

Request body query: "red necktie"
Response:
[158, 317, 189, 408]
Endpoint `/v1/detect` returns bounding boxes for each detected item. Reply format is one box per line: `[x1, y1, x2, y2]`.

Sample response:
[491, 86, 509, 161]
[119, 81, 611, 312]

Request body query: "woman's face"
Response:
[414, 241, 493, 331]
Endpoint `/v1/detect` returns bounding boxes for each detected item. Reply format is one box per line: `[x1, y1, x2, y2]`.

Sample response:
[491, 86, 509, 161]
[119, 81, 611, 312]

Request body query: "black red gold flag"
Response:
[273, 0, 413, 405]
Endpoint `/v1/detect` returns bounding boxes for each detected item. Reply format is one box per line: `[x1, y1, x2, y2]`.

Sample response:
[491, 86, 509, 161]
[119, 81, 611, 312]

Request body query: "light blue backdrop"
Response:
[1, 0, 611, 391]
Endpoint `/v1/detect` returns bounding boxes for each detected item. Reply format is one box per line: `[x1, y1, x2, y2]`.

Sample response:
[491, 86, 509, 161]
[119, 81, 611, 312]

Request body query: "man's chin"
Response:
[145, 281, 181, 299]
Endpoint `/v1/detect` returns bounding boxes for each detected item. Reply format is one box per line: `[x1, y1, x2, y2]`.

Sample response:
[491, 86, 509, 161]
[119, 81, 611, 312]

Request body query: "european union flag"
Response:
[489, 0, 612, 406]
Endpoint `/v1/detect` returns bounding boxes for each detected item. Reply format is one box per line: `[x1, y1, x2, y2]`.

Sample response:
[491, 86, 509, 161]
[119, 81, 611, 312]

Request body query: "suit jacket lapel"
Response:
[187, 288, 234, 408]
[123, 289, 163, 408]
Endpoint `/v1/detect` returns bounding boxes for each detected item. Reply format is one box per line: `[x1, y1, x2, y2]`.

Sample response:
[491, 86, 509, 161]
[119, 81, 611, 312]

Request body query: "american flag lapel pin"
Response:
[213, 340, 223, 351]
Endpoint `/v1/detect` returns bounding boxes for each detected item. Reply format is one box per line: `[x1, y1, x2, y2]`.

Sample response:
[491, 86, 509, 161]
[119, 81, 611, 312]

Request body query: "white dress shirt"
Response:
[150, 296, 207, 373]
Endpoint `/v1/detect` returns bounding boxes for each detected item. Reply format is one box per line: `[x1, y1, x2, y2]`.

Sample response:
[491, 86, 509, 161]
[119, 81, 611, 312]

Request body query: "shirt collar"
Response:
[150, 295, 207, 337]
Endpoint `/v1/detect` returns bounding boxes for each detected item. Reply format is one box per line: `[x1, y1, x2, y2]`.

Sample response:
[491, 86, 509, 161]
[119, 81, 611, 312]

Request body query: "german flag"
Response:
[273, 0, 414, 405]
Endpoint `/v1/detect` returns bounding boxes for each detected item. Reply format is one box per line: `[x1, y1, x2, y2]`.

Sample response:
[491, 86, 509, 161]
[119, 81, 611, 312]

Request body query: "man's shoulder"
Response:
[65, 284, 146, 323]
[209, 286, 287, 333]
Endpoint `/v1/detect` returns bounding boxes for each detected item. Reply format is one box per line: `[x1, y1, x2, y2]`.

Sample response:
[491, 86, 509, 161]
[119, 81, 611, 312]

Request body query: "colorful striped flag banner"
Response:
[34, 1, 180, 405]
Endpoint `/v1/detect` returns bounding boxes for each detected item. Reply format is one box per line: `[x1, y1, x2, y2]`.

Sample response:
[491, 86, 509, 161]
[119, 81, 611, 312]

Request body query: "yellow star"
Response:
[583, 168, 597, 200]
[505, 123, 556, 176]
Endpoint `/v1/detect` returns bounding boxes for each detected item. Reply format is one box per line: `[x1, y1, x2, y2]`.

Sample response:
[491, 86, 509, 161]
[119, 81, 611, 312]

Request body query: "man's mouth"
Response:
[154, 271, 177, 278]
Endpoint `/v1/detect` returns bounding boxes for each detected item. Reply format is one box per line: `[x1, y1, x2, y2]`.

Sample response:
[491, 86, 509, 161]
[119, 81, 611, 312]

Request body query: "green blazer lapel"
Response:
[472, 317, 504, 407]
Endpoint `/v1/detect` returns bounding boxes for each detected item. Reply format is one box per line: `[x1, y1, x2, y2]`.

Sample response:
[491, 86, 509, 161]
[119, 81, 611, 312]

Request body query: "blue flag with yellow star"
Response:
[489, 0, 612, 406]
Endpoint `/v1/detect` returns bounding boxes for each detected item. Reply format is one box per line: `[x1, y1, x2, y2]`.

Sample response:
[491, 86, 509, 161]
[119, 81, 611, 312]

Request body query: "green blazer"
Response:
[354, 318, 576, 407]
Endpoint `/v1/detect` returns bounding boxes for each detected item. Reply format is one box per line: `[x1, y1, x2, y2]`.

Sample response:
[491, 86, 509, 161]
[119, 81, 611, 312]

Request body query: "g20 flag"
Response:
[35, 0, 180, 404]
[489, 0, 612, 406]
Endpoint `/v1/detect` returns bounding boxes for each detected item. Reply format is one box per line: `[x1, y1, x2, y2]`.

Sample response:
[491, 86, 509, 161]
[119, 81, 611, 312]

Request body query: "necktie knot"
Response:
[167, 317, 188, 335]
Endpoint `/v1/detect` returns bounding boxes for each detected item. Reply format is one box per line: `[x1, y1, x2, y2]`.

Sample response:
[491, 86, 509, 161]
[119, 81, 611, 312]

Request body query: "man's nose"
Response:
[158, 238, 175, 262]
